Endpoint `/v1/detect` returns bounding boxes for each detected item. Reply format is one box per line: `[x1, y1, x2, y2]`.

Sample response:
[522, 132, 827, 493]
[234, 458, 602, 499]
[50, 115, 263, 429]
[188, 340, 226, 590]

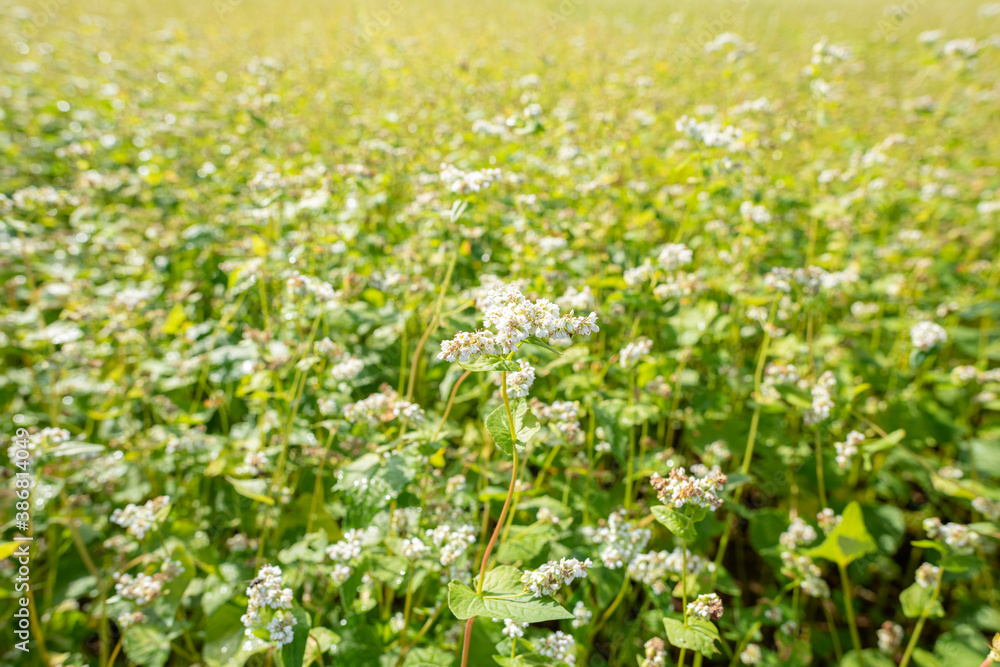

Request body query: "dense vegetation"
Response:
[2, 1, 1000, 666]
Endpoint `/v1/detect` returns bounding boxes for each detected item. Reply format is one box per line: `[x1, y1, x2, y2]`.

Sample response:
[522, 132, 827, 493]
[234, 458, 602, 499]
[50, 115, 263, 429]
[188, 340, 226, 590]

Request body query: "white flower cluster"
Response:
[781, 552, 829, 598]
[740, 644, 762, 664]
[915, 562, 940, 588]
[779, 517, 818, 550]
[620, 338, 653, 369]
[973, 496, 1000, 521]
[910, 321, 948, 351]
[817, 508, 841, 534]
[326, 527, 378, 580]
[343, 386, 424, 425]
[496, 618, 528, 638]
[537, 631, 576, 665]
[687, 593, 725, 621]
[642, 637, 668, 667]
[650, 466, 728, 511]
[583, 509, 651, 570]
[878, 621, 904, 654]
[572, 601, 592, 628]
[498, 359, 535, 398]
[923, 517, 980, 552]
[740, 201, 772, 225]
[834, 430, 865, 469]
[531, 398, 583, 442]
[520, 557, 593, 597]
[438, 283, 599, 362]
[426, 524, 477, 567]
[657, 243, 693, 271]
[285, 271, 339, 303]
[242, 565, 296, 646]
[804, 371, 836, 426]
[330, 356, 364, 382]
[115, 572, 166, 606]
[439, 163, 502, 194]
[111, 496, 171, 540]
[627, 547, 714, 594]
[401, 538, 430, 560]
[676, 115, 745, 150]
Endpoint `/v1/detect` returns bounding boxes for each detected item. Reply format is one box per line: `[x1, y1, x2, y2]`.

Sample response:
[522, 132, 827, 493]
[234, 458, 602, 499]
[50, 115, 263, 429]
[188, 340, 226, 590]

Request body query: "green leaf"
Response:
[447, 566, 574, 623]
[524, 336, 563, 355]
[486, 400, 541, 456]
[808, 501, 877, 567]
[281, 605, 312, 667]
[458, 356, 521, 372]
[487, 404, 516, 456]
[122, 625, 174, 667]
[494, 654, 553, 666]
[900, 583, 945, 619]
[651, 505, 698, 541]
[226, 476, 275, 505]
[662, 617, 720, 657]
[305, 628, 341, 667]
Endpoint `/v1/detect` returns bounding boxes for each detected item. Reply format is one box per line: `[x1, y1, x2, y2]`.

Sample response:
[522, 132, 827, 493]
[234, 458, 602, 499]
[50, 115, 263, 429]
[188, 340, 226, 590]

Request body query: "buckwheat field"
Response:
[3, 0, 1000, 665]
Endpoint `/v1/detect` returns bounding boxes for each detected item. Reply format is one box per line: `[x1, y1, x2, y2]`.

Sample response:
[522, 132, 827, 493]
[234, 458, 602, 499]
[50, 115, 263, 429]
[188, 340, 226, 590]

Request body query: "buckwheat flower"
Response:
[817, 508, 841, 534]
[521, 558, 593, 597]
[740, 200, 772, 225]
[401, 538, 430, 560]
[704, 440, 732, 463]
[343, 387, 424, 425]
[583, 510, 651, 569]
[326, 528, 370, 562]
[642, 637, 668, 667]
[657, 243, 693, 271]
[923, 517, 980, 552]
[115, 573, 167, 606]
[620, 338, 653, 369]
[497, 618, 528, 638]
[878, 621, 904, 654]
[266, 610, 297, 647]
[911, 321, 948, 351]
[628, 547, 713, 594]
[834, 430, 864, 469]
[625, 262, 655, 285]
[330, 356, 364, 381]
[537, 631, 575, 664]
[572, 601, 592, 628]
[780, 517, 818, 549]
[595, 441, 612, 454]
[499, 359, 535, 398]
[973, 496, 1000, 521]
[426, 524, 477, 567]
[531, 398, 583, 442]
[740, 643, 762, 664]
[951, 365, 979, 385]
[439, 163, 502, 194]
[557, 286, 595, 312]
[117, 611, 147, 630]
[111, 496, 171, 540]
[804, 371, 836, 426]
[915, 562, 939, 588]
[765, 607, 783, 623]
[446, 475, 467, 494]
[330, 564, 353, 585]
[687, 593, 724, 621]
[537, 507, 561, 525]
[650, 466, 727, 512]
[242, 565, 293, 638]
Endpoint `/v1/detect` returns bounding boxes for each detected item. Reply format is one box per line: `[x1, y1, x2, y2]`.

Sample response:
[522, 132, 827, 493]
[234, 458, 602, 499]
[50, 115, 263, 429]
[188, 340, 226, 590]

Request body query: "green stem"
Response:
[838, 563, 864, 666]
[899, 566, 944, 667]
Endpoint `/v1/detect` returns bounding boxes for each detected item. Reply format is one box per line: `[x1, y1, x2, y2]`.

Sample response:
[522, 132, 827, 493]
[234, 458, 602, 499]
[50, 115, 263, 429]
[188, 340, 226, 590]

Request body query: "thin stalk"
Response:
[461, 373, 520, 667]
[815, 429, 827, 509]
[899, 565, 944, 667]
[838, 563, 864, 666]
[407, 245, 460, 401]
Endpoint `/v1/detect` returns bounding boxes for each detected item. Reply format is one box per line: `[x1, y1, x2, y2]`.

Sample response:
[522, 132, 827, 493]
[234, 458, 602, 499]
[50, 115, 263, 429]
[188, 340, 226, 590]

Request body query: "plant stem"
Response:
[899, 565, 944, 667]
[460, 373, 520, 666]
[838, 563, 864, 666]
[815, 429, 827, 509]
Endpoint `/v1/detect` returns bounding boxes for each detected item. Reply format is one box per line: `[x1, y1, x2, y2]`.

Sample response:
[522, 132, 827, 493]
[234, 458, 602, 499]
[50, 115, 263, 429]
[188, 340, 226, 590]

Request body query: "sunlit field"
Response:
[2, 0, 1000, 665]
